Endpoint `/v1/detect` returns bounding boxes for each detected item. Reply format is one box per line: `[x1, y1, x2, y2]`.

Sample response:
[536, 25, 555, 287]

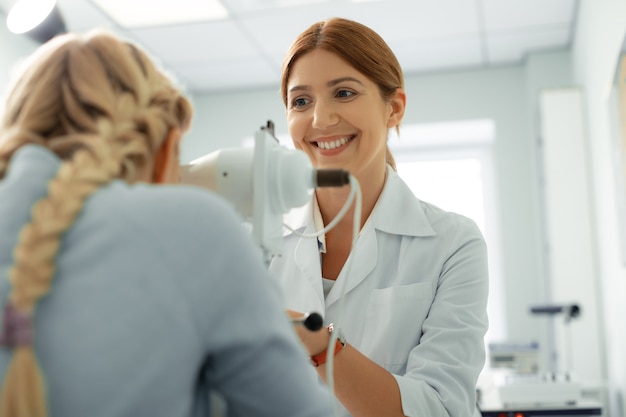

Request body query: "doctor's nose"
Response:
[312, 102, 340, 130]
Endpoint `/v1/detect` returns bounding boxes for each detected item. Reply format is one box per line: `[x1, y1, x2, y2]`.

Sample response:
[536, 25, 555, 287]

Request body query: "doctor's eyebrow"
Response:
[289, 76, 366, 94]
[327, 77, 364, 87]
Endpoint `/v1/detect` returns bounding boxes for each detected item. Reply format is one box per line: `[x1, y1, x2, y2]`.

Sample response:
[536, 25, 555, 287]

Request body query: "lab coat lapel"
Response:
[323, 166, 436, 308]
[290, 215, 326, 311]
[325, 224, 377, 308]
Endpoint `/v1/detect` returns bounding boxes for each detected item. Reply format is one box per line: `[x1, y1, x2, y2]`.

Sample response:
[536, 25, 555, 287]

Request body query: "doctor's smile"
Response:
[313, 136, 355, 151]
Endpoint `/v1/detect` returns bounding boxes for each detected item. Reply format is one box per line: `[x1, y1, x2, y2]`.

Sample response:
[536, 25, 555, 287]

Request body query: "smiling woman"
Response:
[272, 17, 489, 417]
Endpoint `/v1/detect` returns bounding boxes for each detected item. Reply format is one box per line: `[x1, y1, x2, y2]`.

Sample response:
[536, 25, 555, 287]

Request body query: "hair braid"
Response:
[1, 147, 118, 417]
[0, 29, 192, 417]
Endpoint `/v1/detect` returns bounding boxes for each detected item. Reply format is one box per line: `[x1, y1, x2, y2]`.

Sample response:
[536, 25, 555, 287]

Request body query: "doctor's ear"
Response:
[386, 88, 406, 129]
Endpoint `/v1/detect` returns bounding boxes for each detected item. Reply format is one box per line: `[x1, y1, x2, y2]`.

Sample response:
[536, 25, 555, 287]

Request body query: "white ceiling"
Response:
[0, 0, 578, 94]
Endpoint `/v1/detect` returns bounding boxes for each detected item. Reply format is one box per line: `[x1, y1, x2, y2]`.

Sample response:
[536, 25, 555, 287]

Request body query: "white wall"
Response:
[570, 0, 626, 415]
[539, 87, 605, 382]
[181, 87, 287, 162]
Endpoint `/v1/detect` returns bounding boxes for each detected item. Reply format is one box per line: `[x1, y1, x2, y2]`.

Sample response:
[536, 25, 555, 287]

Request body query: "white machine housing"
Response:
[180, 122, 316, 264]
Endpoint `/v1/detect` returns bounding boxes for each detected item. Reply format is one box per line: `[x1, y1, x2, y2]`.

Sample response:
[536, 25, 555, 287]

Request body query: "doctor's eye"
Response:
[290, 96, 311, 109]
[335, 89, 357, 100]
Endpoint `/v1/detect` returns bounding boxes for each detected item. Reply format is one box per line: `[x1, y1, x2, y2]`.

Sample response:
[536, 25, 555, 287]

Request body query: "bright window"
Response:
[396, 158, 486, 233]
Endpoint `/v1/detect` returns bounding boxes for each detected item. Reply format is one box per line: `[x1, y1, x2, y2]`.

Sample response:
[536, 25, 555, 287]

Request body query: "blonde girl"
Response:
[0, 30, 333, 417]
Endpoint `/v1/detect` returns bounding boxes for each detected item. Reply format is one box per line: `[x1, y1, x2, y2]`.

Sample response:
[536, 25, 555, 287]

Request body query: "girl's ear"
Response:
[387, 88, 406, 129]
[153, 128, 182, 184]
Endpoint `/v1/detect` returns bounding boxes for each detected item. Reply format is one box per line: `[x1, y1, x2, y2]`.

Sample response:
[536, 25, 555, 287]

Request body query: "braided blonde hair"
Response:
[0, 30, 193, 417]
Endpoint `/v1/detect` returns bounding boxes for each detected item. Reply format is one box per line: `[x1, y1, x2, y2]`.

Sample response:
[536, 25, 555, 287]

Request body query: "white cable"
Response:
[282, 174, 362, 416]
[326, 174, 361, 416]
[282, 179, 357, 239]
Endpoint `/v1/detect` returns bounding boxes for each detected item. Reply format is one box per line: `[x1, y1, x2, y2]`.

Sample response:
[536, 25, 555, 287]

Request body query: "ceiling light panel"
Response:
[486, 24, 570, 64]
[393, 36, 483, 72]
[131, 20, 258, 62]
[221, 0, 329, 13]
[91, 0, 228, 28]
[481, 0, 576, 31]
[176, 57, 278, 92]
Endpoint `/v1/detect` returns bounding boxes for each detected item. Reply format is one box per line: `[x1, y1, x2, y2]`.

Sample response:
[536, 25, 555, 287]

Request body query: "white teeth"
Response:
[318, 137, 351, 150]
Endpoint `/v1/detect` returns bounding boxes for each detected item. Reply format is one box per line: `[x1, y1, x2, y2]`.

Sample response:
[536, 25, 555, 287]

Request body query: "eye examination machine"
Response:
[180, 120, 350, 265]
[179, 120, 353, 334]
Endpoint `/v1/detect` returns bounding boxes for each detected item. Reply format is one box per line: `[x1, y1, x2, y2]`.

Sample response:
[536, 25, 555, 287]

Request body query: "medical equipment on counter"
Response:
[489, 341, 541, 375]
[180, 120, 350, 265]
[530, 304, 581, 322]
[484, 304, 585, 409]
[530, 303, 581, 379]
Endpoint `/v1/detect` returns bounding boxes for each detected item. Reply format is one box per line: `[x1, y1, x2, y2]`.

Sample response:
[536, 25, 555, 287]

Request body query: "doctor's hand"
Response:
[288, 310, 403, 417]
[287, 309, 330, 357]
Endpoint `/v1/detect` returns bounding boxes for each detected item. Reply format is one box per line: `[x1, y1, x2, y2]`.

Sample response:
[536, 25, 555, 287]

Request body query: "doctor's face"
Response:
[286, 49, 396, 178]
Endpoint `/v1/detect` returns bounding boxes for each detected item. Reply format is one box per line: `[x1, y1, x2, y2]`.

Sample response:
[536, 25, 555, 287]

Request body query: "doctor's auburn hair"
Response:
[0, 30, 192, 417]
[280, 17, 405, 170]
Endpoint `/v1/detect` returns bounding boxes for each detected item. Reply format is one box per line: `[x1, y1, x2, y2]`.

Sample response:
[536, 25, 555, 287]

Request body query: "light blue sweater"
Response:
[0, 145, 333, 417]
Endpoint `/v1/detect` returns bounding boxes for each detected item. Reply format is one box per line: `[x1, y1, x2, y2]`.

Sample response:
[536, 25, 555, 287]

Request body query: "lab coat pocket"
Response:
[360, 282, 433, 373]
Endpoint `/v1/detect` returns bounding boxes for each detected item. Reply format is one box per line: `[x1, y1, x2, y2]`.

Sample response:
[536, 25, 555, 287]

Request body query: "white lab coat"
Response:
[269, 166, 489, 417]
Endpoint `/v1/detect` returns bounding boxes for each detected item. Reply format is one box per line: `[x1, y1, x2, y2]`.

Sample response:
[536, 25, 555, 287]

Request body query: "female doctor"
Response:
[270, 17, 489, 417]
